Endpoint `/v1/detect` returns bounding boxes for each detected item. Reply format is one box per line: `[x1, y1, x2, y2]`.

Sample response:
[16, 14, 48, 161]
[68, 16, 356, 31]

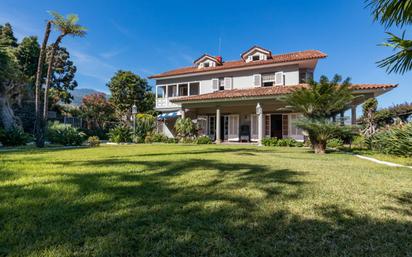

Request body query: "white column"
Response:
[165, 85, 169, 99]
[216, 108, 221, 144]
[351, 105, 357, 125]
[257, 103, 263, 146]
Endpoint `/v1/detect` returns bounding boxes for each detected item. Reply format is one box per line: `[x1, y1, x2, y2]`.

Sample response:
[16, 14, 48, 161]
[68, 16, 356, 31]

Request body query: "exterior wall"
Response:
[155, 64, 299, 111]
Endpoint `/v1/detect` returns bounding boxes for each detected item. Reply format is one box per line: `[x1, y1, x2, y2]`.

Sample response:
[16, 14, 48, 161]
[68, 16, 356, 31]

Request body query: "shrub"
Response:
[196, 135, 212, 144]
[151, 132, 168, 143]
[175, 117, 196, 139]
[327, 138, 344, 149]
[166, 138, 178, 144]
[277, 138, 297, 147]
[295, 141, 304, 147]
[144, 135, 153, 144]
[370, 123, 412, 157]
[79, 128, 109, 140]
[135, 114, 156, 139]
[351, 135, 367, 149]
[0, 127, 30, 146]
[87, 136, 100, 147]
[132, 135, 144, 144]
[47, 122, 86, 146]
[108, 125, 132, 143]
[180, 137, 195, 144]
[262, 137, 278, 146]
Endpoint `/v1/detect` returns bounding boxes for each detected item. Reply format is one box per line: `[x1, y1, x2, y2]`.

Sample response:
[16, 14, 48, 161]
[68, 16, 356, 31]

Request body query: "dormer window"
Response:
[252, 55, 260, 61]
[194, 54, 223, 69]
[241, 45, 272, 63]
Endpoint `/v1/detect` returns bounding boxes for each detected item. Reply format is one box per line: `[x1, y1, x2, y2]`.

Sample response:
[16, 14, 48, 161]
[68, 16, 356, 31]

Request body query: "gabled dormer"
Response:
[241, 46, 272, 63]
[194, 54, 223, 69]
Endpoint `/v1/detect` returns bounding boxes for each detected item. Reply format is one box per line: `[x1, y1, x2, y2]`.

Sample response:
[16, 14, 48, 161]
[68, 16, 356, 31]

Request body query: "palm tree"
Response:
[284, 75, 355, 154]
[367, 0, 412, 74]
[43, 12, 86, 121]
[34, 20, 52, 147]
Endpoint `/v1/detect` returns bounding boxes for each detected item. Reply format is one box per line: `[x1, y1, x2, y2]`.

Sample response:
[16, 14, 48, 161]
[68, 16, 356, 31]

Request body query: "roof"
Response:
[241, 45, 272, 60]
[170, 84, 397, 103]
[149, 50, 327, 79]
[193, 54, 222, 65]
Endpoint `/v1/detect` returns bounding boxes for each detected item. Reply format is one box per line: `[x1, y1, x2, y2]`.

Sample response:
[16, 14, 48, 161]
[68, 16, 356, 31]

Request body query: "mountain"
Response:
[70, 88, 107, 106]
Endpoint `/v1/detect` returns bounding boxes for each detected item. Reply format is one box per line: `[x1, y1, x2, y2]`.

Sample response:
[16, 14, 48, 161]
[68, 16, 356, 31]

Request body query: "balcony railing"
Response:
[155, 98, 181, 109]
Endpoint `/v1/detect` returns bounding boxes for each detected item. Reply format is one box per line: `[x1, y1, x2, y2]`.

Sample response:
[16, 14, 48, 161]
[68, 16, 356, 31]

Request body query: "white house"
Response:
[149, 46, 396, 144]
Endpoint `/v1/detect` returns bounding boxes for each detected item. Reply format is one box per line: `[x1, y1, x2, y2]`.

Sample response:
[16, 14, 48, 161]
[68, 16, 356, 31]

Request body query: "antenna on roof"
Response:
[218, 37, 222, 56]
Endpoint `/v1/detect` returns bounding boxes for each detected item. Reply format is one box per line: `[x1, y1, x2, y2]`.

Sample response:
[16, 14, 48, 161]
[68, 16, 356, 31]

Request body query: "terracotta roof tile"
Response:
[170, 84, 397, 103]
[149, 50, 327, 79]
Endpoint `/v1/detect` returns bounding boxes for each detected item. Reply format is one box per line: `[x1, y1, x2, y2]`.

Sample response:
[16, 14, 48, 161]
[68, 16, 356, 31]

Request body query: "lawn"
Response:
[0, 144, 411, 257]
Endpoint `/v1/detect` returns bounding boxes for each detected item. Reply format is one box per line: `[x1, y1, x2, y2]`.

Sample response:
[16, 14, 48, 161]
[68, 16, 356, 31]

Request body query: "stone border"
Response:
[354, 154, 412, 169]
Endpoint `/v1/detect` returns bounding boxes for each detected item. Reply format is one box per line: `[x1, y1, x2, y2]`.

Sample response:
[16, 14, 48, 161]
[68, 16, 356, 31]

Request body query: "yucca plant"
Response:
[370, 123, 412, 156]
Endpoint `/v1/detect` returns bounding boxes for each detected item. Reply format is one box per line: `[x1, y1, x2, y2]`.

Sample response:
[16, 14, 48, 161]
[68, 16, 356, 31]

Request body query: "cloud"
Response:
[0, 9, 42, 40]
[110, 19, 138, 41]
[71, 50, 118, 84]
[99, 48, 127, 59]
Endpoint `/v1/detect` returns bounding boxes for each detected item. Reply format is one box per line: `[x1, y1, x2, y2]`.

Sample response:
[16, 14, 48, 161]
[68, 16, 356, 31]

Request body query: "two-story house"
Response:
[149, 46, 396, 144]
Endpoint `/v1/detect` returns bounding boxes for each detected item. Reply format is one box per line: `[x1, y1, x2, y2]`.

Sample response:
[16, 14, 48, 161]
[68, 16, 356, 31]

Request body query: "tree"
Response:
[175, 117, 196, 140]
[43, 11, 86, 121]
[107, 70, 151, 119]
[46, 46, 78, 105]
[15, 36, 40, 84]
[284, 75, 355, 154]
[80, 93, 115, 130]
[367, 0, 412, 74]
[0, 23, 18, 47]
[361, 98, 378, 139]
[34, 20, 52, 147]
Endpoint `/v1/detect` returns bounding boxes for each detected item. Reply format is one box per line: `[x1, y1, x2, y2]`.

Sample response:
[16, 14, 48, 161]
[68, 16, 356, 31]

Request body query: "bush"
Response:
[79, 128, 109, 140]
[277, 138, 298, 147]
[262, 137, 278, 146]
[351, 135, 367, 149]
[108, 125, 132, 143]
[370, 123, 412, 157]
[175, 117, 196, 139]
[151, 132, 168, 143]
[166, 138, 178, 144]
[180, 137, 195, 144]
[0, 127, 30, 146]
[195, 135, 212, 144]
[132, 135, 144, 144]
[87, 136, 100, 147]
[47, 122, 86, 146]
[135, 114, 156, 139]
[327, 138, 344, 149]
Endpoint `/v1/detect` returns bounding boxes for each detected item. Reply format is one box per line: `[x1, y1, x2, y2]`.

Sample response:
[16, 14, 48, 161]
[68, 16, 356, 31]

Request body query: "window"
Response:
[219, 78, 225, 90]
[189, 82, 200, 95]
[157, 86, 166, 98]
[290, 114, 303, 136]
[252, 55, 260, 61]
[203, 62, 210, 68]
[262, 73, 275, 87]
[178, 84, 188, 96]
[167, 85, 177, 98]
[299, 69, 314, 83]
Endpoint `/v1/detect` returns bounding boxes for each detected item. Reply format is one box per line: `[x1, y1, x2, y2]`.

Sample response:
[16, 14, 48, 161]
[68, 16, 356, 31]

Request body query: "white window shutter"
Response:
[224, 77, 232, 90]
[253, 74, 261, 87]
[275, 72, 284, 85]
[212, 78, 219, 91]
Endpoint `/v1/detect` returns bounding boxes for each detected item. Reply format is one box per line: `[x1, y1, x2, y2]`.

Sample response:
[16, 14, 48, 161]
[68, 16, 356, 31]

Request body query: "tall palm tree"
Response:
[43, 12, 86, 121]
[367, 0, 412, 74]
[283, 75, 355, 154]
[34, 20, 52, 147]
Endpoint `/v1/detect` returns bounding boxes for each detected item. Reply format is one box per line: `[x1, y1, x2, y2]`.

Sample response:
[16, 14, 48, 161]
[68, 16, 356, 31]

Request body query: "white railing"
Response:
[156, 98, 181, 109]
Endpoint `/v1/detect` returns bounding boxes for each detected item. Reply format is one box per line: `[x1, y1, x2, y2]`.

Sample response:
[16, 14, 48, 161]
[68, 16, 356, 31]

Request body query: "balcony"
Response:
[155, 97, 181, 110]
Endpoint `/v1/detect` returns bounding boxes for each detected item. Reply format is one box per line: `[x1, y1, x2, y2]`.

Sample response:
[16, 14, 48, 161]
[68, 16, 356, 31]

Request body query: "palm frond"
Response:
[366, 0, 412, 28]
[377, 32, 412, 74]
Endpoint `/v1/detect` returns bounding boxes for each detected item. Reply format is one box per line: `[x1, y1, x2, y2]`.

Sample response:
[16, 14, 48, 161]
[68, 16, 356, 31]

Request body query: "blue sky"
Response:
[0, 0, 410, 108]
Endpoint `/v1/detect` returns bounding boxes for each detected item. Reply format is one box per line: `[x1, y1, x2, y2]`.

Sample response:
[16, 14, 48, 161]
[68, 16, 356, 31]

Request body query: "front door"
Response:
[228, 114, 239, 141]
[271, 114, 283, 138]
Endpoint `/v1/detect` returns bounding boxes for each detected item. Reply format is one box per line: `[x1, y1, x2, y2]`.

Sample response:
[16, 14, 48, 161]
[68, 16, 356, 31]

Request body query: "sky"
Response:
[0, 0, 410, 108]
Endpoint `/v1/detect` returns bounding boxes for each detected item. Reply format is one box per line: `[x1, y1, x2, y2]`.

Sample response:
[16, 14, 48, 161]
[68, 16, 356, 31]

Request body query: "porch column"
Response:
[351, 105, 357, 125]
[256, 103, 263, 146]
[180, 108, 185, 119]
[216, 108, 221, 144]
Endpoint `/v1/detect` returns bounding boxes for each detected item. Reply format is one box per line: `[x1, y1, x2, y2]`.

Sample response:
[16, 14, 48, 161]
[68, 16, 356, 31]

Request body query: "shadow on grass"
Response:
[0, 150, 411, 256]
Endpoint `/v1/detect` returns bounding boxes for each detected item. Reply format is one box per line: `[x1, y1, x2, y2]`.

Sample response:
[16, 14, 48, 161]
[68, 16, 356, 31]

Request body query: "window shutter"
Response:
[282, 115, 289, 136]
[224, 77, 232, 90]
[275, 72, 284, 85]
[253, 74, 261, 87]
[212, 78, 219, 91]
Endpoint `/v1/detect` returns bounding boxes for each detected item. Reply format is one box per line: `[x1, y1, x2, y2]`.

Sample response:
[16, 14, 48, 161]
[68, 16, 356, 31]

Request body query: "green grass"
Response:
[0, 144, 411, 257]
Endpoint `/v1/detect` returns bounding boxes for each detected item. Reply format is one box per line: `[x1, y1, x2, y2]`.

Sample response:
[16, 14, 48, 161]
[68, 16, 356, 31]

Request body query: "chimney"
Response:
[215, 56, 222, 64]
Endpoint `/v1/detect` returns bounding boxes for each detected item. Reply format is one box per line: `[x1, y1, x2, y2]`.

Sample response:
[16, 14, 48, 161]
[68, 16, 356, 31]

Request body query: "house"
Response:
[149, 46, 396, 144]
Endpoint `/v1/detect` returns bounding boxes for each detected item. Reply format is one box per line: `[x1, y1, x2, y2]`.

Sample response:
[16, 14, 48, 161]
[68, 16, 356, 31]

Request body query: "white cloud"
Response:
[71, 50, 118, 83]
